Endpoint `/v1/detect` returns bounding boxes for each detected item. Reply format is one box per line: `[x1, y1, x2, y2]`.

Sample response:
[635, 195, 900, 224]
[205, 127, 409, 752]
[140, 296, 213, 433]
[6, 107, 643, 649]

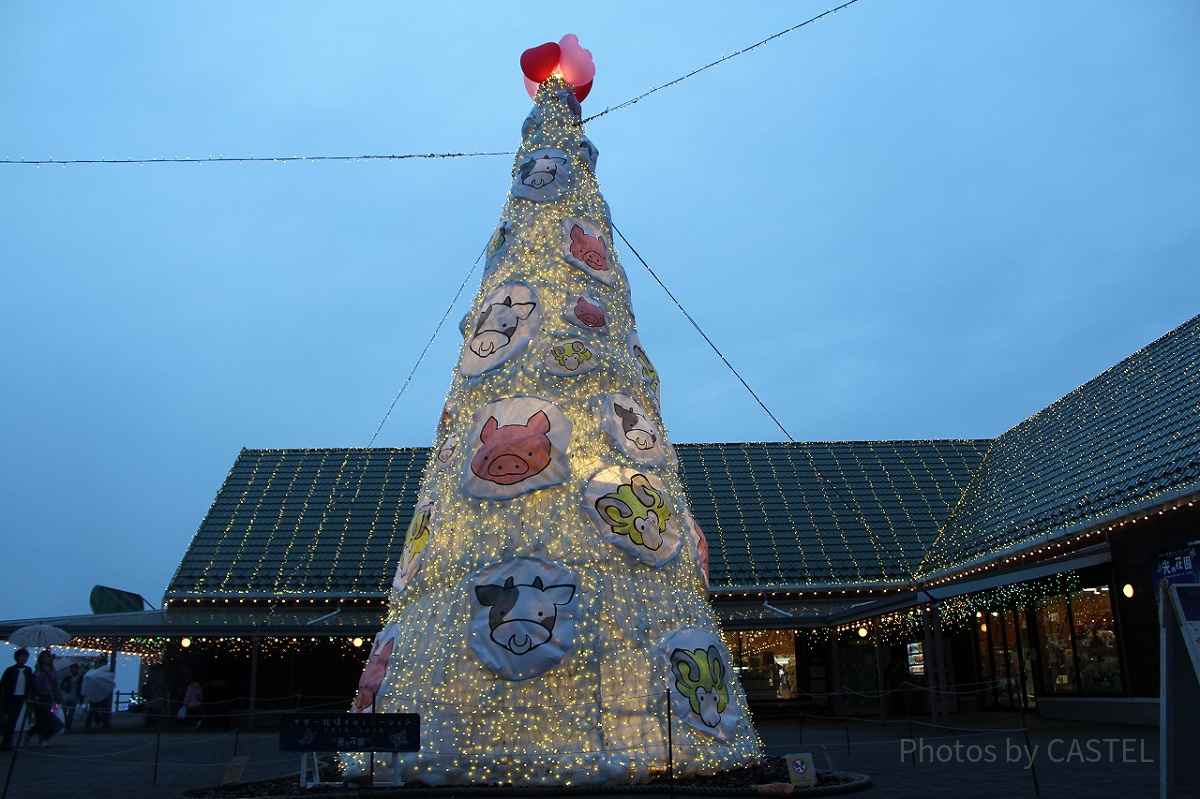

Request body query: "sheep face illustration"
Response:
[552, 341, 593, 371]
[595, 473, 670, 550]
[670, 645, 730, 728]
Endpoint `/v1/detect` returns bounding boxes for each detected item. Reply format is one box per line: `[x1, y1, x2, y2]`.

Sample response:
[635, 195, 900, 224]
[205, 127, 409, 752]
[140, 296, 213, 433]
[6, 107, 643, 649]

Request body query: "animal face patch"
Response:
[561, 217, 617, 285]
[353, 624, 398, 712]
[431, 434, 459, 475]
[393, 501, 434, 592]
[482, 219, 512, 282]
[577, 136, 599, 172]
[662, 627, 740, 741]
[470, 558, 578, 680]
[627, 331, 661, 408]
[600, 393, 670, 466]
[682, 511, 711, 588]
[563, 295, 608, 332]
[464, 397, 571, 500]
[544, 338, 600, 377]
[460, 283, 541, 378]
[583, 466, 682, 567]
[512, 148, 572, 202]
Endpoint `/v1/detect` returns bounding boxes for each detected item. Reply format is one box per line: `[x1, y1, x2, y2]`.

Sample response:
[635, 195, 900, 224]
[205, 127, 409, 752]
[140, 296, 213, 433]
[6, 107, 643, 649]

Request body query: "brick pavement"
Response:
[0, 709, 1162, 798]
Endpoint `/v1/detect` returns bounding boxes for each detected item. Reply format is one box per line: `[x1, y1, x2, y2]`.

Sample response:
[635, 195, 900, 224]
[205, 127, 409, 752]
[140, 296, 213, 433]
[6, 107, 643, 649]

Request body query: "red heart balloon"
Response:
[573, 79, 593, 102]
[520, 42, 561, 84]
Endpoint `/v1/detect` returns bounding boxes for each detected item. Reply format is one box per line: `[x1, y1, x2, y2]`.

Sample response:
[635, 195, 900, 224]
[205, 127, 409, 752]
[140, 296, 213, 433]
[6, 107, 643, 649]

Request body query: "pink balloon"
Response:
[524, 76, 539, 99]
[557, 34, 595, 88]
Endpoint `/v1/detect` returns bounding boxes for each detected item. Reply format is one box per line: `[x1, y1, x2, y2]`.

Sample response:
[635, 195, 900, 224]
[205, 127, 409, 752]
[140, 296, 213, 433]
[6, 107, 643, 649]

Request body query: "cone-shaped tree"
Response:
[345, 52, 760, 786]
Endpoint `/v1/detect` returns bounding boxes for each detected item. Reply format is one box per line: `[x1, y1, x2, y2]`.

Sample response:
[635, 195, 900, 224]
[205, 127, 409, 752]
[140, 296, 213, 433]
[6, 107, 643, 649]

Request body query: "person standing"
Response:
[181, 679, 203, 729]
[30, 651, 63, 746]
[1, 649, 34, 750]
[60, 663, 84, 731]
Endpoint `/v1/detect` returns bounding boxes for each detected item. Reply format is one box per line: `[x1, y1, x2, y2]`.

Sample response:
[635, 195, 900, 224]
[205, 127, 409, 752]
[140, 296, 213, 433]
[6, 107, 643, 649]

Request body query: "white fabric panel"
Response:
[560, 217, 616, 285]
[460, 282, 541, 378]
[393, 501, 434, 592]
[599, 393, 669, 466]
[626, 331, 661, 409]
[511, 148, 573, 202]
[463, 397, 571, 500]
[583, 466, 682, 567]
[661, 627, 741, 741]
[470, 558, 579, 680]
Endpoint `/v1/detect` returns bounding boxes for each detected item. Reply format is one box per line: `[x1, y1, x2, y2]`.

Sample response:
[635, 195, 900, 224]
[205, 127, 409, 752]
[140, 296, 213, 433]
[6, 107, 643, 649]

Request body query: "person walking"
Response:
[60, 663, 84, 731]
[181, 679, 204, 729]
[0, 649, 35, 750]
[29, 651, 63, 746]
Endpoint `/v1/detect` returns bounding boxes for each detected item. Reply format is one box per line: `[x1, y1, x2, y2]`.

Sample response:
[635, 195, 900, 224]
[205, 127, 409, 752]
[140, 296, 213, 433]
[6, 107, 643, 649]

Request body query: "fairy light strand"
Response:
[1, 151, 515, 167]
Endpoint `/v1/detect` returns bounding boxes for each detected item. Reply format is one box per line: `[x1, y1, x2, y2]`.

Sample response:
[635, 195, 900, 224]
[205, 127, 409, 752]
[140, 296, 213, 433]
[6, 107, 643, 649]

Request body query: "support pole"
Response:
[248, 637, 260, 731]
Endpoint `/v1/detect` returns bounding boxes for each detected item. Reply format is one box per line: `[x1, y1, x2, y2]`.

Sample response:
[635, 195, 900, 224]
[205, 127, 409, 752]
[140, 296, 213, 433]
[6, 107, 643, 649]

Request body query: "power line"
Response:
[3, 2, 861, 167]
[584, 0, 862, 122]
[0, 151, 516, 166]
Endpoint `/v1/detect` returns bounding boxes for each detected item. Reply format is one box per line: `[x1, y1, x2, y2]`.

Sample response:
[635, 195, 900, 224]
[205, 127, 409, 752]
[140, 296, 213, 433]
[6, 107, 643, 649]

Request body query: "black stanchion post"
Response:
[2, 749, 18, 799]
[844, 718, 851, 755]
[665, 689, 674, 799]
[797, 701, 804, 747]
[1018, 699, 1040, 797]
[908, 717, 915, 767]
[233, 728, 240, 758]
[152, 730, 162, 784]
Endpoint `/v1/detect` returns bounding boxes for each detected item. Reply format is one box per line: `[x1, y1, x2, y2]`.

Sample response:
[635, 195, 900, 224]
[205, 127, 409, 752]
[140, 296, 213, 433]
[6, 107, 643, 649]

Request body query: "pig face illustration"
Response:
[519, 155, 566, 189]
[470, 296, 536, 359]
[569, 225, 609, 271]
[475, 575, 575, 656]
[470, 410, 553, 485]
[572, 297, 606, 328]
[354, 637, 395, 711]
[614, 403, 656, 450]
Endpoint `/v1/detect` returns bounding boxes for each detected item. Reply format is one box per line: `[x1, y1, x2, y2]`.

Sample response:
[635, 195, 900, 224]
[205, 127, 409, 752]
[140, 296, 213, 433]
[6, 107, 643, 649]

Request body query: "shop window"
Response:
[1036, 596, 1075, 694]
[723, 629, 797, 700]
[1070, 587, 1123, 694]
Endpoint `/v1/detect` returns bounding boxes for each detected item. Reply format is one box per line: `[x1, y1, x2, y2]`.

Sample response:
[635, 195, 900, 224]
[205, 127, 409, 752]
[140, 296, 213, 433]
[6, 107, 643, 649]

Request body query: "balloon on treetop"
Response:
[521, 34, 595, 101]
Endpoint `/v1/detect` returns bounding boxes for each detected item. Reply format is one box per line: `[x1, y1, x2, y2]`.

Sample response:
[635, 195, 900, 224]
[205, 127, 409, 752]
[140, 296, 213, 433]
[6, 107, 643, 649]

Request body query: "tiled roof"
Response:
[166, 448, 427, 601]
[918, 315, 1200, 578]
[166, 440, 987, 601]
[678, 441, 988, 589]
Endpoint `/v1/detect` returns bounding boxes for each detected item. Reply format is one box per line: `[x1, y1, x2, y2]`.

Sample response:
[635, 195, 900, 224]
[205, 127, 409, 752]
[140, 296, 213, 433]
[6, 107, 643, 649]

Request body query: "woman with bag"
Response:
[30, 651, 63, 746]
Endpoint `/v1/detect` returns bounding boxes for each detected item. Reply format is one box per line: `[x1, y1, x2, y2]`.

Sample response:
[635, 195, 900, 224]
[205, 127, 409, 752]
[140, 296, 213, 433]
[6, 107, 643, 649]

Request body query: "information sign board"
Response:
[279, 712, 419, 753]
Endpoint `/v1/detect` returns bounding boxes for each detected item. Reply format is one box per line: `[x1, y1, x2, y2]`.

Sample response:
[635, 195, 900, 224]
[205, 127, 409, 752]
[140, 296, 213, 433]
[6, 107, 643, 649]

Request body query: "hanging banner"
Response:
[583, 466, 682, 567]
[682, 510, 711, 588]
[482, 219, 513, 282]
[578, 136, 599, 172]
[512, 148, 573, 202]
[470, 558, 579, 680]
[464, 397, 572, 500]
[563, 295, 609, 333]
[353, 623, 400, 712]
[599, 393, 669, 466]
[544, 338, 601, 377]
[560, 217, 616, 285]
[662, 627, 740, 741]
[627, 331, 661, 408]
[460, 282, 542, 378]
[393, 501, 434, 592]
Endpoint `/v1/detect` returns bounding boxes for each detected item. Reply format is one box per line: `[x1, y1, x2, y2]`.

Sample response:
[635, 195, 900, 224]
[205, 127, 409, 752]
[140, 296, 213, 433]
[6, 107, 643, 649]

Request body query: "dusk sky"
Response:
[3, 2, 1198, 622]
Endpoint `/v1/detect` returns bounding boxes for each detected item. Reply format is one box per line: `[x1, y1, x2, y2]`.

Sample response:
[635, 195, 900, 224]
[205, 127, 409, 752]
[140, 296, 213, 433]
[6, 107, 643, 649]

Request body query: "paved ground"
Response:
[0, 709, 1163, 798]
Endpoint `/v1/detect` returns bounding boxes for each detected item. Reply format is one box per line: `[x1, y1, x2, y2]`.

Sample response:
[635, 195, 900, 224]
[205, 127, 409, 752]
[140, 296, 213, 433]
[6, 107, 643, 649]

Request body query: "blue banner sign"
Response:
[279, 712, 420, 753]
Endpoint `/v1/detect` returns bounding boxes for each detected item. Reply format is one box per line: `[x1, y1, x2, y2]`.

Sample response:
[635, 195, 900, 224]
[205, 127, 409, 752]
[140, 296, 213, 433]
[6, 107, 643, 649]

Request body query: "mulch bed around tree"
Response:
[180, 757, 871, 798]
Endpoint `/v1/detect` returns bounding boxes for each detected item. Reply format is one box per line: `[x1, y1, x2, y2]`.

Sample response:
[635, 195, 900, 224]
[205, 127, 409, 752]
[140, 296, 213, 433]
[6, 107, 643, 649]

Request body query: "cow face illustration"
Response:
[596, 473, 670, 550]
[552, 341, 593, 371]
[519, 155, 566, 189]
[470, 410, 553, 486]
[670, 645, 730, 728]
[470, 296, 536, 359]
[475, 575, 576, 655]
[569, 225, 609, 271]
[613, 403, 656, 450]
[354, 637, 395, 711]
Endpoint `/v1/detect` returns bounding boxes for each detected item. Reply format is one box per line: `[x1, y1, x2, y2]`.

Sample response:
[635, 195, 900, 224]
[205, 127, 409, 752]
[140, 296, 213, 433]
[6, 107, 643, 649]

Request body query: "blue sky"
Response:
[2, 1, 1198, 621]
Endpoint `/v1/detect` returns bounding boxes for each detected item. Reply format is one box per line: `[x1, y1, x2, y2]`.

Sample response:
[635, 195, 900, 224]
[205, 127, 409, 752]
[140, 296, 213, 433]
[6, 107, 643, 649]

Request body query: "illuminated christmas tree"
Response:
[346, 37, 760, 785]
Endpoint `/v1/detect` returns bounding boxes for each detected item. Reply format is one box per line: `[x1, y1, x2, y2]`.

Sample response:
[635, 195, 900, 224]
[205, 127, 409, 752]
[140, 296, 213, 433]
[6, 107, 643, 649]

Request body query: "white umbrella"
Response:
[6, 623, 71, 649]
[82, 668, 116, 703]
